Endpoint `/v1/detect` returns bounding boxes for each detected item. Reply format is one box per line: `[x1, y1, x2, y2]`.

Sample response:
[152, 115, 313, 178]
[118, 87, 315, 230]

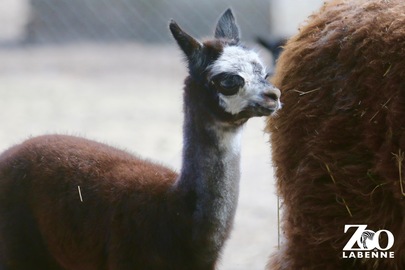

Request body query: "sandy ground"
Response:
[0, 43, 278, 270]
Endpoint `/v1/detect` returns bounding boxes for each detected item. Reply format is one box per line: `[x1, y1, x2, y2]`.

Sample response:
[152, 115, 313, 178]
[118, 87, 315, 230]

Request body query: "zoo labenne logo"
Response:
[343, 225, 395, 259]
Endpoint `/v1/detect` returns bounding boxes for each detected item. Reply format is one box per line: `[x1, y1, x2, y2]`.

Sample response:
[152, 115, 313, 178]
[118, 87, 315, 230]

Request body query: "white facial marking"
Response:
[209, 46, 269, 115]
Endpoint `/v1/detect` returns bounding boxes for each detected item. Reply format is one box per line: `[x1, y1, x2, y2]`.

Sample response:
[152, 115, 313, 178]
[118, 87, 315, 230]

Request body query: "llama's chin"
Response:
[236, 106, 276, 120]
[256, 108, 277, 117]
[249, 102, 280, 117]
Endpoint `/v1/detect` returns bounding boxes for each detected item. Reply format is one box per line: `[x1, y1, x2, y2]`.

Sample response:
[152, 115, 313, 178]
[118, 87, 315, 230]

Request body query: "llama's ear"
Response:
[214, 9, 240, 42]
[169, 20, 202, 60]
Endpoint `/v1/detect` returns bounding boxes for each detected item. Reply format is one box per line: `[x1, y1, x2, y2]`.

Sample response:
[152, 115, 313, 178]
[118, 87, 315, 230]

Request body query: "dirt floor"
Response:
[0, 43, 279, 270]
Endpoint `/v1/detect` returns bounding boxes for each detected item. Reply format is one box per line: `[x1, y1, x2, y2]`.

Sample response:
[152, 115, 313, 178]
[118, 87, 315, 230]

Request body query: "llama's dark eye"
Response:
[211, 73, 244, 96]
[265, 72, 273, 79]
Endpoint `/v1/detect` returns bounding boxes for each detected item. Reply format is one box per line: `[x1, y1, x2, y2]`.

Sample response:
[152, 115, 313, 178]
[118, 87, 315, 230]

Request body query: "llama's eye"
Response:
[265, 72, 273, 80]
[212, 73, 244, 96]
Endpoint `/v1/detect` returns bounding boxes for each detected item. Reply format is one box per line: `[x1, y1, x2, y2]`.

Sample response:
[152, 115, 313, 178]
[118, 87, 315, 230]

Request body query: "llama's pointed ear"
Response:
[170, 20, 202, 60]
[215, 9, 240, 42]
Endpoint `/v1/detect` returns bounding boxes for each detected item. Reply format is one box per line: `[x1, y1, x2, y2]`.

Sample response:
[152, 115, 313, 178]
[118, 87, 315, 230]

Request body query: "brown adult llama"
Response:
[0, 9, 281, 270]
[266, 0, 405, 269]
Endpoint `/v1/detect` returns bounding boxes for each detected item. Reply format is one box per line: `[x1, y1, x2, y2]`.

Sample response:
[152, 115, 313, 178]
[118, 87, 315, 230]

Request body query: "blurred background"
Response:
[0, 0, 323, 269]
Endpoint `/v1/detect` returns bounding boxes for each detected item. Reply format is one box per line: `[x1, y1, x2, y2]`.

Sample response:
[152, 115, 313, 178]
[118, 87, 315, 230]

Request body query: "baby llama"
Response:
[0, 9, 280, 270]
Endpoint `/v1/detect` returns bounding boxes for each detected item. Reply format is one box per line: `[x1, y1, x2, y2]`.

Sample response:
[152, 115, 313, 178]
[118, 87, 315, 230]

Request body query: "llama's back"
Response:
[267, 0, 405, 269]
[0, 134, 180, 269]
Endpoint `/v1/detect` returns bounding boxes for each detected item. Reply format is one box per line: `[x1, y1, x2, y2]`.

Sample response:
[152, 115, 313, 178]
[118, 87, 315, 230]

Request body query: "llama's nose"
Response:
[263, 86, 281, 101]
[261, 86, 281, 110]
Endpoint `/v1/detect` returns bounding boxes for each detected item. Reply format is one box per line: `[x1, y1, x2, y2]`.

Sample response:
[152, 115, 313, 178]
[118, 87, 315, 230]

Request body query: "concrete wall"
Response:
[24, 0, 271, 44]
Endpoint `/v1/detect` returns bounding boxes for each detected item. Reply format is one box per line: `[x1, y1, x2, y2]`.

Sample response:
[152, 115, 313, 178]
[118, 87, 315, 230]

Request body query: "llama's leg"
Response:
[0, 180, 61, 270]
[0, 207, 61, 269]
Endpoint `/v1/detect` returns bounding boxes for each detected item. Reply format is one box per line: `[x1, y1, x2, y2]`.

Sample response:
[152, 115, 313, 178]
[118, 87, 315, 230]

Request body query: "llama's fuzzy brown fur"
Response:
[0, 135, 184, 269]
[267, 0, 405, 269]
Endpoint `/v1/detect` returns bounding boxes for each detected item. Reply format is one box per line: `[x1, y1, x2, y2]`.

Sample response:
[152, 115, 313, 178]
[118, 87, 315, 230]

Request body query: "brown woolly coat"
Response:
[267, 0, 405, 269]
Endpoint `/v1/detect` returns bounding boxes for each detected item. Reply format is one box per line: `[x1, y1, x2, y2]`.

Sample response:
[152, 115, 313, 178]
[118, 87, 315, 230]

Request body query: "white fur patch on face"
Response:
[209, 46, 268, 115]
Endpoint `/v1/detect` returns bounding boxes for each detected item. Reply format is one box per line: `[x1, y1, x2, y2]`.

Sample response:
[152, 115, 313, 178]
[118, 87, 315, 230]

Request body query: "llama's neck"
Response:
[174, 97, 243, 258]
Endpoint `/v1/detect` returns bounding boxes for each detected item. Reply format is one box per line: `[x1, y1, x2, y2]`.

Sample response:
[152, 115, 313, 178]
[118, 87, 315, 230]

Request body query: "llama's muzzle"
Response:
[256, 85, 281, 115]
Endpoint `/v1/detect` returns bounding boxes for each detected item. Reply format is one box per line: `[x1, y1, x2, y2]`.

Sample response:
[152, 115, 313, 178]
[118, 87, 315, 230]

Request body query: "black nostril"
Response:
[263, 86, 281, 101]
[263, 92, 279, 101]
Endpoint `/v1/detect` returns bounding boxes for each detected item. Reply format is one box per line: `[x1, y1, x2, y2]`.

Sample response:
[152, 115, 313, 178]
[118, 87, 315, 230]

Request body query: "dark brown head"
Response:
[170, 9, 281, 125]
